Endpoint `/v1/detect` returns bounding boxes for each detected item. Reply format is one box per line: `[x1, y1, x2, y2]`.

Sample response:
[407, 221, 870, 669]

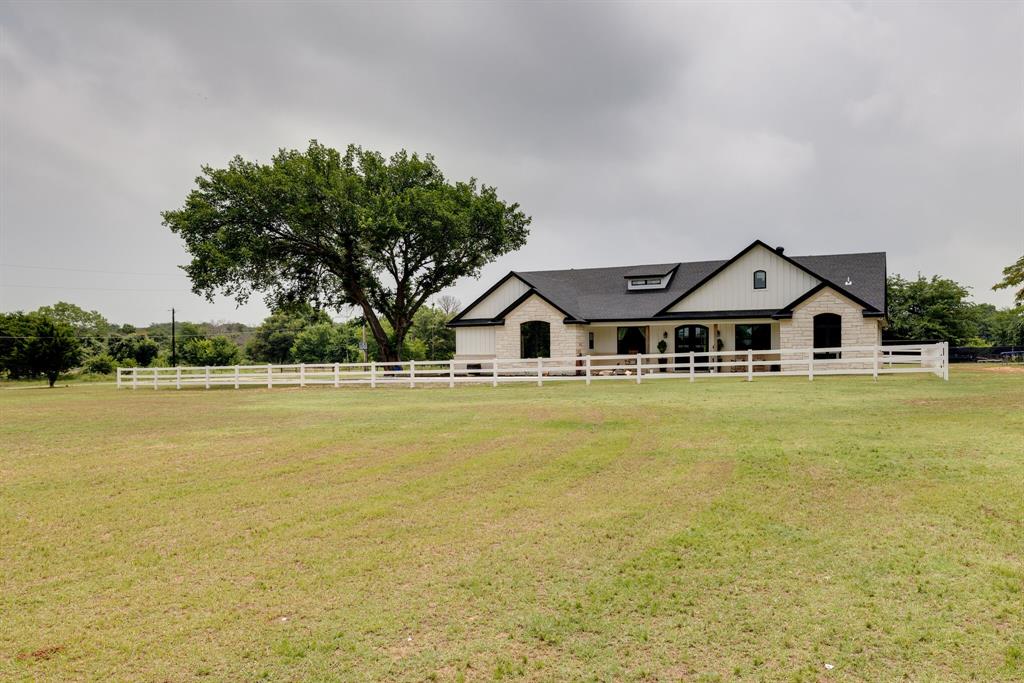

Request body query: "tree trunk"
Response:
[47, 372, 58, 387]
[359, 302, 400, 362]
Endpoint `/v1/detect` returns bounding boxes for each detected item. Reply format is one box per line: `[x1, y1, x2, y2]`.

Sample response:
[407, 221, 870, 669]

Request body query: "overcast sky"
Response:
[1, 1, 1022, 325]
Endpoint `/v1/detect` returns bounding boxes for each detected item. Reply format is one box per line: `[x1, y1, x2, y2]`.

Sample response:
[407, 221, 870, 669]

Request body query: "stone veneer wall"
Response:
[494, 294, 587, 366]
[779, 287, 883, 371]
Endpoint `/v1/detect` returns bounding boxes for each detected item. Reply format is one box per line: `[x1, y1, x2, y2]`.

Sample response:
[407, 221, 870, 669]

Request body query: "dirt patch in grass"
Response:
[16, 646, 64, 661]
[980, 365, 1024, 374]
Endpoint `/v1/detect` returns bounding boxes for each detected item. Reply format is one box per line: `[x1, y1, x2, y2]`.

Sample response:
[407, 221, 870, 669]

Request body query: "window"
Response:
[520, 321, 550, 359]
[588, 331, 594, 351]
[735, 324, 772, 351]
[813, 313, 841, 359]
[626, 274, 671, 290]
[616, 327, 647, 355]
[753, 270, 767, 289]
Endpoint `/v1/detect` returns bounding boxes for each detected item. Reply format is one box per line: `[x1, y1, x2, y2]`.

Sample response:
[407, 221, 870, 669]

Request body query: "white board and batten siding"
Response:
[455, 327, 496, 355]
[460, 275, 531, 319]
[668, 245, 819, 312]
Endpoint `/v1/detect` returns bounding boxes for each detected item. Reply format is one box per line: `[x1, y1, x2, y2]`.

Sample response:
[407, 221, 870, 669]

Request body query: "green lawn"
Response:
[2, 367, 1022, 681]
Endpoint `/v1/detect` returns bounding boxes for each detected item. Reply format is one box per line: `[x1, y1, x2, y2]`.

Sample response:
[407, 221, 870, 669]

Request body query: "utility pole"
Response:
[171, 307, 177, 367]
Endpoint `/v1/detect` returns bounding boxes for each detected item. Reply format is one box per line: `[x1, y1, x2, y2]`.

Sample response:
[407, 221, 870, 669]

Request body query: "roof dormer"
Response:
[624, 265, 677, 291]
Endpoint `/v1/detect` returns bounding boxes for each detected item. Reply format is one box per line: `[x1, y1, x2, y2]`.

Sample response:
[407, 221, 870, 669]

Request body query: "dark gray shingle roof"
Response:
[452, 243, 887, 325]
[513, 251, 886, 321]
[791, 252, 886, 313]
[516, 260, 725, 321]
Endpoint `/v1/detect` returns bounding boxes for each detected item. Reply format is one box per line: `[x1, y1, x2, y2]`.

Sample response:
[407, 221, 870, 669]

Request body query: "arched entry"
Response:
[520, 321, 550, 358]
[674, 325, 709, 354]
[813, 313, 841, 359]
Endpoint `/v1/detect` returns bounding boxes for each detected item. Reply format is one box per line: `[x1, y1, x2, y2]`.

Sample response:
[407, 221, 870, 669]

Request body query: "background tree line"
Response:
[1, 259, 1021, 385]
[886, 274, 1023, 346]
[0, 297, 459, 385]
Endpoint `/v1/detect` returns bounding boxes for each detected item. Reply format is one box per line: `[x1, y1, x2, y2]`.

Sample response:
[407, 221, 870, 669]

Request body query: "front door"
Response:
[674, 325, 709, 354]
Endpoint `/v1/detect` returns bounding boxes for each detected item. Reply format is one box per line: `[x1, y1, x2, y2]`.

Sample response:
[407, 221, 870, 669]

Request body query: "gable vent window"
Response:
[753, 270, 767, 290]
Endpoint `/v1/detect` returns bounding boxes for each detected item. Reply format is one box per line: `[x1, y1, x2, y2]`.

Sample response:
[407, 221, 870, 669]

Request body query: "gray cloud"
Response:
[1, 1, 1021, 325]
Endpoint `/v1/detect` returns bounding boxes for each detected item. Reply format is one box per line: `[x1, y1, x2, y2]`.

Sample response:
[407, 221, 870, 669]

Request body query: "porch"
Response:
[585, 320, 782, 373]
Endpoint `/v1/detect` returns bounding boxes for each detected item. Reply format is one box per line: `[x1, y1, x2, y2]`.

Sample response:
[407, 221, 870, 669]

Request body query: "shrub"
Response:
[108, 335, 159, 367]
[179, 336, 243, 366]
[84, 354, 117, 375]
[291, 323, 358, 363]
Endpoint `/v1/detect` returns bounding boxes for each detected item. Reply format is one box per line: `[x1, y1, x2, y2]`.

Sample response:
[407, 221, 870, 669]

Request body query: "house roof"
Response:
[451, 241, 886, 326]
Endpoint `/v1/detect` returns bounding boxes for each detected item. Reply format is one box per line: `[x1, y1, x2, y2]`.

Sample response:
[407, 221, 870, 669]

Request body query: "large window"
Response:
[735, 324, 772, 351]
[753, 270, 767, 289]
[813, 313, 841, 359]
[616, 327, 647, 355]
[520, 321, 550, 358]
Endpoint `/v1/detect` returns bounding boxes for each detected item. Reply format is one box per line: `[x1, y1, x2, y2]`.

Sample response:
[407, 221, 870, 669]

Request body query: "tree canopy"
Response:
[245, 305, 331, 363]
[886, 274, 978, 345]
[179, 336, 243, 366]
[35, 302, 112, 356]
[993, 254, 1024, 305]
[0, 313, 81, 386]
[163, 141, 530, 360]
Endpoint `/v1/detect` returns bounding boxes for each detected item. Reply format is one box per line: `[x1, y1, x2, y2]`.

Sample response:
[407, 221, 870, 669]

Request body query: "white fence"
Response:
[117, 343, 948, 390]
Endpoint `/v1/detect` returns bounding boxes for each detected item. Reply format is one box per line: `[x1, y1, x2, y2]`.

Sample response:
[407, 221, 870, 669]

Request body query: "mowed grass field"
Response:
[2, 367, 1022, 682]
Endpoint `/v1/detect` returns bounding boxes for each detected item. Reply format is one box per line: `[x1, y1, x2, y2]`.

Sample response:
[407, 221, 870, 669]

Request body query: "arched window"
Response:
[813, 313, 842, 359]
[753, 270, 767, 289]
[520, 321, 551, 358]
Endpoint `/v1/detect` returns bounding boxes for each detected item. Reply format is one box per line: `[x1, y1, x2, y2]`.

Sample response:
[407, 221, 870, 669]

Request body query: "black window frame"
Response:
[813, 313, 842, 359]
[588, 331, 594, 351]
[735, 324, 772, 351]
[753, 270, 767, 290]
[520, 321, 551, 359]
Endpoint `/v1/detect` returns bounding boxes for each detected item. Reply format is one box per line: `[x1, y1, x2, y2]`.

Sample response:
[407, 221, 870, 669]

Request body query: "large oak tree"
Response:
[163, 141, 530, 360]
[994, 254, 1024, 305]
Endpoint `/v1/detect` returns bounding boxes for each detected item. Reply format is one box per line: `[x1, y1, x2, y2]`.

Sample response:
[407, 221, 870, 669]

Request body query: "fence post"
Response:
[585, 355, 591, 386]
[176, 366, 182, 390]
[132, 368, 137, 390]
[689, 351, 695, 382]
[449, 360, 455, 388]
[334, 363, 340, 388]
[872, 346, 879, 381]
[202, 366, 208, 389]
[116, 368, 122, 389]
[747, 350, 753, 381]
[636, 353, 642, 384]
[267, 364, 272, 389]
[492, 359, 498, 388]
[943, 341, 949, 381]
[808, 349, 814, 381]
[410, 359, 415, 388]
[234, 365, 240, 389]
[300, 363, 306, 387]
[154, 367, 159, 390]
[370, 361, 376, 388]
[537, 357, 542, 387]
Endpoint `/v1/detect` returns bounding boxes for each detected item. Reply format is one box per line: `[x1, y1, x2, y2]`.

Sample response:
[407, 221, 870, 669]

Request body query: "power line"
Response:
[0, 263, 187, 277]
[0, 332, 251, 340]
[0, 283, 191, 293]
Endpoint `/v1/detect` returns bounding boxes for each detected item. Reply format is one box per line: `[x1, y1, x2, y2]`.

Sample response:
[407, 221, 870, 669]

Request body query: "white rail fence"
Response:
[117, 343, 948, 390]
